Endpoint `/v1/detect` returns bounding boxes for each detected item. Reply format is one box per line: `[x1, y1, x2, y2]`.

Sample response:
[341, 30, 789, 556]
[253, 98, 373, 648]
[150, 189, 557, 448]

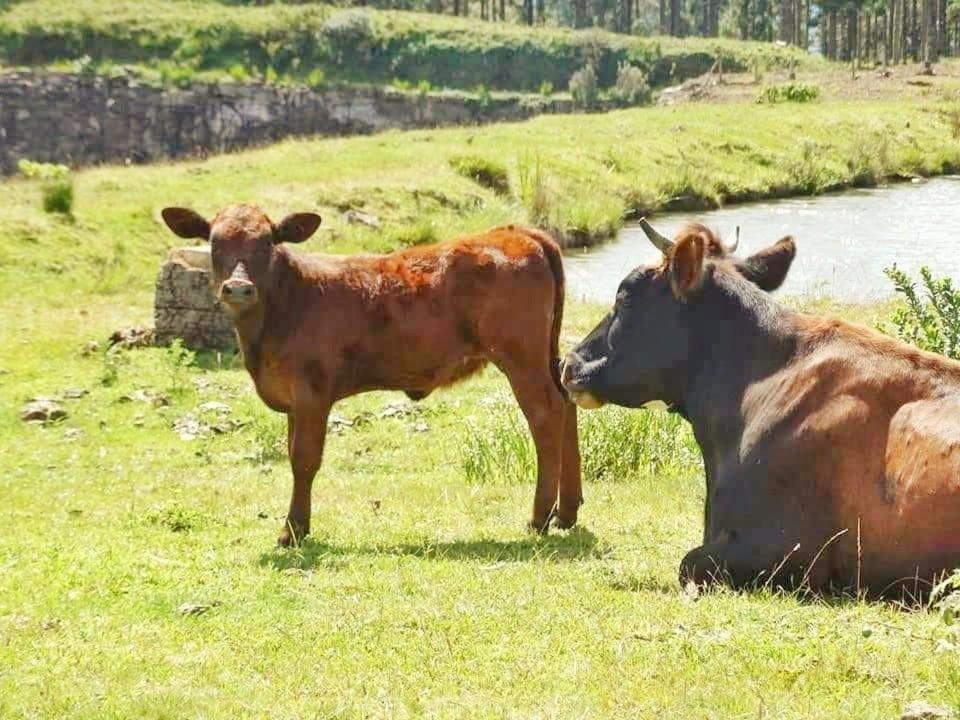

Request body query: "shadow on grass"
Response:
[259, 526, 605, 571]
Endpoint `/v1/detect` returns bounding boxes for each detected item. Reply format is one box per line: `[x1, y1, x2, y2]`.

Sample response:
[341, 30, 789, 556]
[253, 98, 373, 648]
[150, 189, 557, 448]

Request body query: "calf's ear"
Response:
[669, 233, 706, 299]
[274, 213, 322, 244]
[737, 236, 796, 291]
[161, 207, 210, 240]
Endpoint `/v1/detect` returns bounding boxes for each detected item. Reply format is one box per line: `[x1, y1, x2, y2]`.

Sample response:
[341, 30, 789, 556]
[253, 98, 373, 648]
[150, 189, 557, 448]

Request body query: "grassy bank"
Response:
[0, 0, 816, 91]
[2, 97, 958, 315]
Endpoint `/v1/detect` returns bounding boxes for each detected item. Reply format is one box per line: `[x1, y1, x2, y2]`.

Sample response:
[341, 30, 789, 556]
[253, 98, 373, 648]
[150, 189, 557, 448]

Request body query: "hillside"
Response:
[0, 0, 817, 91]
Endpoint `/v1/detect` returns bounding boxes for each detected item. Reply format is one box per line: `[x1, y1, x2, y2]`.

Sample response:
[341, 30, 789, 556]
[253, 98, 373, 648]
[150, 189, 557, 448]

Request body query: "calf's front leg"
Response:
[277, 401, 331, 547]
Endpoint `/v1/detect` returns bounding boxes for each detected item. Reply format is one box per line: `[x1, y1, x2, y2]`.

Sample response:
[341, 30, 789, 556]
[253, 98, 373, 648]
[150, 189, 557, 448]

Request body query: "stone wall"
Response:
[155, 246, 236, 352]
[0, 71, 577, 174]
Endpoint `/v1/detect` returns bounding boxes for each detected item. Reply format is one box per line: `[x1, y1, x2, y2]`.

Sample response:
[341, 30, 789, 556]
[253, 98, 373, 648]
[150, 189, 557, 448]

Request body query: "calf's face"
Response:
[161, 204, 321, 314]
[562, 222, 795, 410]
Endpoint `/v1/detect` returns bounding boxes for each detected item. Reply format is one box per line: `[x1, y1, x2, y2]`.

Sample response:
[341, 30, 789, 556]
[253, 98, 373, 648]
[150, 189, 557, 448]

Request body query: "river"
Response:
[564, 176, 960, 304]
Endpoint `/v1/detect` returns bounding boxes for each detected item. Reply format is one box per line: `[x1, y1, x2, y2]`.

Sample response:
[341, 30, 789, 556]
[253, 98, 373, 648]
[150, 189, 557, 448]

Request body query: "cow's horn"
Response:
[638, 217, 673, 253]
[728, 225, 740, 254]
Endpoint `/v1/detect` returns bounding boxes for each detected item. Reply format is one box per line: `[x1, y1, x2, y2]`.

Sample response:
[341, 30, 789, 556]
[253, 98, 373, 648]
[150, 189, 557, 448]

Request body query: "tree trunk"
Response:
[780, 0, 795, 43]
[669, 0, 681, 35]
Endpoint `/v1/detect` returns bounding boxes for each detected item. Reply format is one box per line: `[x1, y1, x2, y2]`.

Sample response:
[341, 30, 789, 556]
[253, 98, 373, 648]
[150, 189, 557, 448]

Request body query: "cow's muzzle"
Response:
[561, 352, 605, 410]
[219, 263, 257, 309]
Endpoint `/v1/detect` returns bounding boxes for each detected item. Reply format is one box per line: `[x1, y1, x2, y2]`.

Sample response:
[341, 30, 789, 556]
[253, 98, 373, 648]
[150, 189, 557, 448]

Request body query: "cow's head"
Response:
[561, 220, 796, 410]
[161, 204, 321, 314]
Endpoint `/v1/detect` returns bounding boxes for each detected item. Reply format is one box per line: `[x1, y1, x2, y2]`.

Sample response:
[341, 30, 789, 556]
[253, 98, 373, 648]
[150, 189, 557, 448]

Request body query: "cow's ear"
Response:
[669, 233, 706, 299]
[274, 213, 322, 244]
[161, 207, 210, 240]
[736, 236, 796, 291]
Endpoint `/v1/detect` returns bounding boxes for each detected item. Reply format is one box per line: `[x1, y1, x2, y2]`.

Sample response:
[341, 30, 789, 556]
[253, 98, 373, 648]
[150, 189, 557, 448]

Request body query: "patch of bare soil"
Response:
[656, 58, 960, 106]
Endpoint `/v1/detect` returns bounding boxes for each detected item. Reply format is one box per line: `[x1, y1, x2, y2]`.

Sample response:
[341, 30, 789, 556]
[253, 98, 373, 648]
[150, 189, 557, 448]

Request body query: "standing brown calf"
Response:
[161, 204, 581, 546]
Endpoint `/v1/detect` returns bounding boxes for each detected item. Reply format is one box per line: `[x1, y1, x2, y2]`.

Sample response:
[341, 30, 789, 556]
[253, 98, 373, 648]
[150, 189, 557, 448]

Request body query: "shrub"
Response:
[569, 65, 599, 110]
[756, 82, 820, 104]
[884, 265, 960, 359]
[539, 81, 554, 97]
[449, 155, 510, 195]
[613, 62, 651, 106]
[17, 159, 74, 215]
[321, 9, 375, 46]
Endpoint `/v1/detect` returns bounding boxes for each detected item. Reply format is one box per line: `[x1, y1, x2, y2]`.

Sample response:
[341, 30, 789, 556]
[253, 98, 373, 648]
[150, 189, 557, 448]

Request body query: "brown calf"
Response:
[162, 204, 581, 545]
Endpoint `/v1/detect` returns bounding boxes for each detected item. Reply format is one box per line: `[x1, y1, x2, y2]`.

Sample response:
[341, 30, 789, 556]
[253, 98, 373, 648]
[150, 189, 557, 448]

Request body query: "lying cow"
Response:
[162, 204, 581, 545]
[562, 219, 960, 597]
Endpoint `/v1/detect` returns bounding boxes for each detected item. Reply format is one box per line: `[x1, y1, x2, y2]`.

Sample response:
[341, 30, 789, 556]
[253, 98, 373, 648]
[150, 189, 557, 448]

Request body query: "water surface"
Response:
[564, 177, 960, 304]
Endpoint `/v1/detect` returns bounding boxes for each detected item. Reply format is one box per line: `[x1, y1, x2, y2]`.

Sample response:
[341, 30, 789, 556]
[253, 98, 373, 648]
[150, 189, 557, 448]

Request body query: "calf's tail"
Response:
[526, 228, 566, 395]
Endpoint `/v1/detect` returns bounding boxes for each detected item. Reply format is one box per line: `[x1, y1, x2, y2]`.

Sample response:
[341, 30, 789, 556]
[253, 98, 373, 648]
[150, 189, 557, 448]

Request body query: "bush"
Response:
[613, 62, 651, 106]
[756, 82, 820, 104]
[18, 159, 74, 215]
[449, 155, 510, 195]
[884, 265, 960, 359]
[539, 81, 554, 97]
[569, 65, 599, 110]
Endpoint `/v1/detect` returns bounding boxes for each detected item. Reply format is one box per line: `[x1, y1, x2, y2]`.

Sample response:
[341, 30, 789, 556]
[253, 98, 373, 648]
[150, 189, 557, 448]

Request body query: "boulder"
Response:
[154, 246, 236, 352]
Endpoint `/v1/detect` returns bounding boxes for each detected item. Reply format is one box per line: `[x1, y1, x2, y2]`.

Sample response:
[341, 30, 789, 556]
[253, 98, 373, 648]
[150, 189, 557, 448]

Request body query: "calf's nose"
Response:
[220, 279, 256, 303]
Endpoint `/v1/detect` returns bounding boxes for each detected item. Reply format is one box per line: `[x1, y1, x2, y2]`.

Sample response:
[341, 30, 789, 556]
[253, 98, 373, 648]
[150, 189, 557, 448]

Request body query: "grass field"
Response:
[2, 96, 960, 717]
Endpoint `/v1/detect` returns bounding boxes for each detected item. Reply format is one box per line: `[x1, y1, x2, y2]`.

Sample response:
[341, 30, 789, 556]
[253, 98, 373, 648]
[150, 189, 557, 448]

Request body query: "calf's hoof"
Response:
[277, 522, 309, 548]
[527, 514, 553, 535]
[553, 510, 578, 530]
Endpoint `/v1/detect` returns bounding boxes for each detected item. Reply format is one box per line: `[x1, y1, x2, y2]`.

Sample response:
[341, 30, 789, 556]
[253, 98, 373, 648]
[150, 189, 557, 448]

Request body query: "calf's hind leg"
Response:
[497, 359, 567, 533]
[554, 402, 582, 529]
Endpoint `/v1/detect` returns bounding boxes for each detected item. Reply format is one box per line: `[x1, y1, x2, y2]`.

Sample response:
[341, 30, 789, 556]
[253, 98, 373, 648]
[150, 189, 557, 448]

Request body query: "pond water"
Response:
[564, 176, 960, 304]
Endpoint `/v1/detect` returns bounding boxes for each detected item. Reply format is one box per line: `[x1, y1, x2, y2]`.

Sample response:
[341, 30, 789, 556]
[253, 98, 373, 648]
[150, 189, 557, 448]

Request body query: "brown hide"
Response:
[162, 204, 581, 545]
[565, 223, 960, 597]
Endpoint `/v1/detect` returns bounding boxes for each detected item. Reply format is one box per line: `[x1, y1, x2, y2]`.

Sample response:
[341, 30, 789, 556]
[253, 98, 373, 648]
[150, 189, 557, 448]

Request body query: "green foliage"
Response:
[449, 155, 510, 195]
[164, 338, 197, 396]
[16, 159, 69, 181]
[246, 410, 286, 464]
[460, 411, 536, 484]
[18, 159, 74, 214]
[613, 61, 651, 106]
[539, 80, 554, 96]
[578, 407, 700, 483]
[569, 64, 599, 109]
[756, 82, 820, 104]
[146, 505, 208, 532]
[884, 265, 960, 359]
[460, 403, 700, 485]
[0, 0, 816, 93]
[516, 153, 552, 227]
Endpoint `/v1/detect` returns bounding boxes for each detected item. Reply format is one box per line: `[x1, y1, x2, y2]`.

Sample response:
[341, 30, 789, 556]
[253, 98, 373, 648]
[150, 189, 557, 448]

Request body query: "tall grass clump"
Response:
[516, 154, 552, 227]
[460, 405, 700, 485]
[461, 411, 536, 484]
[756, 82, 820, 104]
[579, 406, 700, 482]
[17, 159, 74, 215]
[884, 265, 960, 359]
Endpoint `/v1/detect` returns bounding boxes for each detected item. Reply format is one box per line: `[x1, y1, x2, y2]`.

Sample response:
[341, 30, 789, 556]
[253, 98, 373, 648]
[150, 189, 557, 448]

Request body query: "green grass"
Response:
[2, 98, 960, 717]
[0, 0, 818, 91]
[2, 297, 960, 718]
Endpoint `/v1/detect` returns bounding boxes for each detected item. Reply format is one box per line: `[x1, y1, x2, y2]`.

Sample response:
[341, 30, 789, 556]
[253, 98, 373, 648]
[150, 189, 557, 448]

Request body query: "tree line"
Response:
[348, 0, 960, 62]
